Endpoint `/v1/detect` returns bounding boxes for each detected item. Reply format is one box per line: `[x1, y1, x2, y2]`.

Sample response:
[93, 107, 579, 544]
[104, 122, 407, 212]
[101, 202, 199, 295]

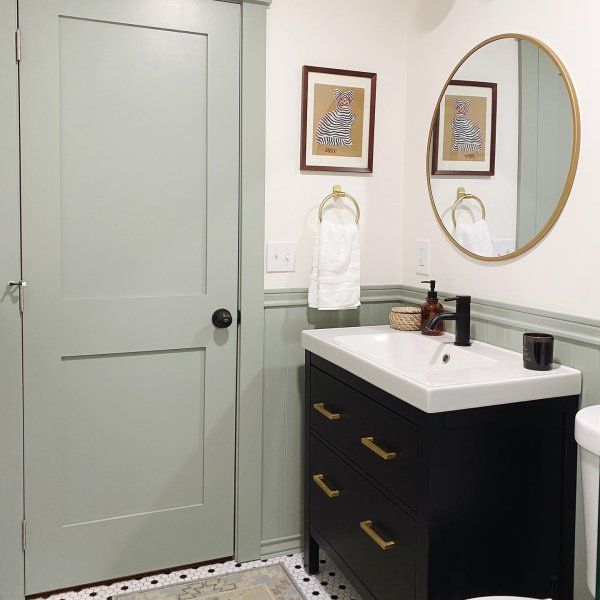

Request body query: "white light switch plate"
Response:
[266, 242, 296, 273]
[416, 239, 430, 275]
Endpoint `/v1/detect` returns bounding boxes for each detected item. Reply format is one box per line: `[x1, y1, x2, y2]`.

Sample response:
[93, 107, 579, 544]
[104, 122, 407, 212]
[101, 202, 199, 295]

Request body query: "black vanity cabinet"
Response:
[304, 352, 578, 600]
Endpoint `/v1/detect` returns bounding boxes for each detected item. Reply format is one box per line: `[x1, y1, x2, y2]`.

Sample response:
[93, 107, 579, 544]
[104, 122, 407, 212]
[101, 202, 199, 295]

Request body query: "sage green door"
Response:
[19, 0, 240, 594]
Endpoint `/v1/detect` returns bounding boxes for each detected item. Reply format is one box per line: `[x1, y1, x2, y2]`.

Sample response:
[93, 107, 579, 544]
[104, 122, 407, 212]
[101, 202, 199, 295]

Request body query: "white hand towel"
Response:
[308, 220, 361, 310]
[453, 219, 495, 257]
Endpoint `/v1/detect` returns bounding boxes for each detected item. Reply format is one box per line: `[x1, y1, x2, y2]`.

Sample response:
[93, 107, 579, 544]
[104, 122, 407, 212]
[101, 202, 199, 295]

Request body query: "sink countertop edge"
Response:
[302, 327, 582, 414]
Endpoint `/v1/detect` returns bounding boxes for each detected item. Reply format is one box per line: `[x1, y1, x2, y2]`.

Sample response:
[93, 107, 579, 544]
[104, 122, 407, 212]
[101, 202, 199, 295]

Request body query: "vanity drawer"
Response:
[309, 435, 416, 600]
[310, 367, 419, 510]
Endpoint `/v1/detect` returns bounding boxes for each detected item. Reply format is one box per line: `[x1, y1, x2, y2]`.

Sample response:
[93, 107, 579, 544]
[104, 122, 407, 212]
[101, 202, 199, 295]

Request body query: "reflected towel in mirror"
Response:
[453, 219, 494, 257]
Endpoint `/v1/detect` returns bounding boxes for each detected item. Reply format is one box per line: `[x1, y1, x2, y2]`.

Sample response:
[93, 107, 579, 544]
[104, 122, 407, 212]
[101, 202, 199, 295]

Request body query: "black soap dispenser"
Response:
[421, 280, 444, 336]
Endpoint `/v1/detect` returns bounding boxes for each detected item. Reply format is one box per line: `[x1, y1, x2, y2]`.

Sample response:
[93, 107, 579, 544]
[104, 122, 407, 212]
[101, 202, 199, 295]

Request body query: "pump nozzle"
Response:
[421, 280, 438, 299]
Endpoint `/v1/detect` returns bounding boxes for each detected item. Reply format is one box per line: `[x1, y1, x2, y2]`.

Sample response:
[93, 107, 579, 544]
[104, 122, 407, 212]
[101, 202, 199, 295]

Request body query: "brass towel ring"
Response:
[452, 187, 486, 227]
[318, 185, 360, 224]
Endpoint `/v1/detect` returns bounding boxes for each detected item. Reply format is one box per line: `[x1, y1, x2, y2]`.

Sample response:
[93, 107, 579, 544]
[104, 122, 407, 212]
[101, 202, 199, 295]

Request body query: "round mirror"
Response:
[427, 34, 580, 260]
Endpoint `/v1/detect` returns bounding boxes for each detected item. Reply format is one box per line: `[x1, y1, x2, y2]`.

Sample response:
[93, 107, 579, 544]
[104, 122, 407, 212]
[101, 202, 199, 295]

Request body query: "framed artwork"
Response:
[431, 79, 497, 176]
[301, 66, 377, 173]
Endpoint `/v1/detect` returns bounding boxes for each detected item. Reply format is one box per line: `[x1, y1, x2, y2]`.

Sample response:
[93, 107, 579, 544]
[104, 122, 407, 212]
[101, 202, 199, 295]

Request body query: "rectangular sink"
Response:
[302, 326, 581, 413]
[334, 331, 497, 374]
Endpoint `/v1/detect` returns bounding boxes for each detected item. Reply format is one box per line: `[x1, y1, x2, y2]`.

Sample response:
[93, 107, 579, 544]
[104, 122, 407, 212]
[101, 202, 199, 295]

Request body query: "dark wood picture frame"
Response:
[300, 66, 377, 173]
[431, 79, 497, 176]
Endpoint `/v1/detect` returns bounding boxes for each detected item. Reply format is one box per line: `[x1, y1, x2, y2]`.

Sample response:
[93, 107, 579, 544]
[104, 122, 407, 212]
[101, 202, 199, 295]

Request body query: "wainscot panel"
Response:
[261, 285, 598, 600]
[262, 287, 404, 555]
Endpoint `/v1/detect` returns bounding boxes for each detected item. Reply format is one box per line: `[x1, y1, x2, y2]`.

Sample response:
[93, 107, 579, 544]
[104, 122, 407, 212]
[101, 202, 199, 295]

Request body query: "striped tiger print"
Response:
[451, 98, 483, 152]
[316, 88, 356, 147]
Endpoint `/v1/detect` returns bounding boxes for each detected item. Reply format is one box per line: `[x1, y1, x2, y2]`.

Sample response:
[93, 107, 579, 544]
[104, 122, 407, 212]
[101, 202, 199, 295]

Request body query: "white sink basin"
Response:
[302, 326, 581, 413]
[334, 331, 497, 374]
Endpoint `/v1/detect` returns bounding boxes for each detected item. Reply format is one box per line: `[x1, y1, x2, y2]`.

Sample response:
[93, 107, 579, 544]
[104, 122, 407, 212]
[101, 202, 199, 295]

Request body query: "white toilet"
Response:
[470, 404, 599, 600]
[576, 404, 600, 598]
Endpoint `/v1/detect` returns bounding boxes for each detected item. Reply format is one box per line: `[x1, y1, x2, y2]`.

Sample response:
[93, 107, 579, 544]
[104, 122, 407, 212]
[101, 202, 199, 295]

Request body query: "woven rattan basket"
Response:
[389, 306, 421, 331]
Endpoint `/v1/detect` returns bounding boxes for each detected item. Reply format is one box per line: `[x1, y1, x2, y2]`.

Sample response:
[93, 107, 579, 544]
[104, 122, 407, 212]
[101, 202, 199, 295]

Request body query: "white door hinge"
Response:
[8, 280, 26, 314]
[21, 519, 26, 551]
[15, 29, 21, 62]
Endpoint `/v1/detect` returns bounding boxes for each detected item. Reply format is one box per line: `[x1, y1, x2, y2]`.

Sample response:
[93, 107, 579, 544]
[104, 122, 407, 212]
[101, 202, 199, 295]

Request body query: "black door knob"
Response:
[212, 308, 233, 329]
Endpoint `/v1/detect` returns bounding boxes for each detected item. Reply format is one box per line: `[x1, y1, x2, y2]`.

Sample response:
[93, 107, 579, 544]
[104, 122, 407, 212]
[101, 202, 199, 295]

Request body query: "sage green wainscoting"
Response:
[262, 287, 405, 556]
[261, 285, 598, 600]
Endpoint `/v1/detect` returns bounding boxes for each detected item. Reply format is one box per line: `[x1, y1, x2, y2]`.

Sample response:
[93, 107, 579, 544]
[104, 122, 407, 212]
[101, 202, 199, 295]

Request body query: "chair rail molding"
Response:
[265, 284, 600, 346]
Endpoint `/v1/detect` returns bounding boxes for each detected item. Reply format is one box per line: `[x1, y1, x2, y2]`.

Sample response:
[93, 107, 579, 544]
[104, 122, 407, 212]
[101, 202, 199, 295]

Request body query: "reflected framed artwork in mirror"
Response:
[431, 80, 497, 176]
[426, 34, 580, 261]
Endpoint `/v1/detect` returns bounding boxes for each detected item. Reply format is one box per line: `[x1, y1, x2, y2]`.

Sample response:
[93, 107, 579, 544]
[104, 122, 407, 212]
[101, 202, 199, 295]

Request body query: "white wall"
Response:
[264, 0, 406, 289]
[430, 38, 519, 244]
[402, 0, 599, 318]
[265, 0, 600, 317]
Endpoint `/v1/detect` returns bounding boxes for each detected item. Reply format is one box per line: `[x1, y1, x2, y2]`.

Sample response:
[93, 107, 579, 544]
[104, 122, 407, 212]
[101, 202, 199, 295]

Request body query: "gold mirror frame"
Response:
[426, 33, 581, 262]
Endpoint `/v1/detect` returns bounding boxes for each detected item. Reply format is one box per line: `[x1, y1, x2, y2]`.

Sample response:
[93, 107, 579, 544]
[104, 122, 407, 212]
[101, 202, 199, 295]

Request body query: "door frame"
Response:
[234, 0, 271, 562]
[0, 1, 25, 598]
[1, 0, 270, 595]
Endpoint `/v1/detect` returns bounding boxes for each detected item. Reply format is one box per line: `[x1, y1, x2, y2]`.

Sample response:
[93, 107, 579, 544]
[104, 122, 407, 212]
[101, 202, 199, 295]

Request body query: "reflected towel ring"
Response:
[452, 187, 486, 227]
[318, 185, 361, 224]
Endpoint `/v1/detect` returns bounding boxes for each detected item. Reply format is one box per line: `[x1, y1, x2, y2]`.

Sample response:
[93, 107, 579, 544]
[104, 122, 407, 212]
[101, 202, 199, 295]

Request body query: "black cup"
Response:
[523, 333, 554, 371]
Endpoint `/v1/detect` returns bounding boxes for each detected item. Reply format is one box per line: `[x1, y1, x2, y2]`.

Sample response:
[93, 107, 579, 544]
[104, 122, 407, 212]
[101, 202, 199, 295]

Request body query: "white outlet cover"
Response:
[493, 239, 516, 257]
[266, 242, 296, 273]
[416, 239, 430, 275]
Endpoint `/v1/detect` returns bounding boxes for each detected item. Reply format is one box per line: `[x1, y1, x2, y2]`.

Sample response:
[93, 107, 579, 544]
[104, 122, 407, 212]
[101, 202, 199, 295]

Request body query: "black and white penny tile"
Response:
[31, 550, 361, 600]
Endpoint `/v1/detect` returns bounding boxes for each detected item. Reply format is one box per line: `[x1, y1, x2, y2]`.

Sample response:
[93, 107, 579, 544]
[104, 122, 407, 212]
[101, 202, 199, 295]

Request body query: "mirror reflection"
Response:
[428, 36, 579, 259]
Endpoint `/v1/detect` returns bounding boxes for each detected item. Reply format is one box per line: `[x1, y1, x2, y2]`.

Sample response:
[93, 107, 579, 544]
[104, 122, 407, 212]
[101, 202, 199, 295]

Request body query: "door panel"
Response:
[20, 0, 240, 593]
[59, 17, 208, 300]
[60, 349, 207, 525]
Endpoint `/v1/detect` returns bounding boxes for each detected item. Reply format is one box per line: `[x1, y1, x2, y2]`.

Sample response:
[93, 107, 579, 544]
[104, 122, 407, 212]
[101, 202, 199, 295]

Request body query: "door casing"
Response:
[0, 1, 25, 599]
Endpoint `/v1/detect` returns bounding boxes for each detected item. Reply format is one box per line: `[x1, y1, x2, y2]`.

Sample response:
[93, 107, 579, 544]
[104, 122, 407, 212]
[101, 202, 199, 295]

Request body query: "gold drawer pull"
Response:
[361, 437, 397, 460]
[312, 474, 340, 498]
[313, 402, 341, 420]
[360, 520, 395, 551]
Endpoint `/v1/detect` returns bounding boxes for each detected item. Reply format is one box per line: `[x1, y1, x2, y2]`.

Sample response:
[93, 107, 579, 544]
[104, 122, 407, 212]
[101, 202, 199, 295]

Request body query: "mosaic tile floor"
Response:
[31, 550, 361, 600]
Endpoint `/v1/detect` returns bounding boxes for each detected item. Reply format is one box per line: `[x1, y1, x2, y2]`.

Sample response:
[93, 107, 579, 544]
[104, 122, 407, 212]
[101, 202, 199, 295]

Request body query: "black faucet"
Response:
[426, 296, 472, 346]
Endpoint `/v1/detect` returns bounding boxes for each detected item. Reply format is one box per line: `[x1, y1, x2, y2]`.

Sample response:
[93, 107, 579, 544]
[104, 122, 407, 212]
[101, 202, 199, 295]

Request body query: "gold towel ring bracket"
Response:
[318, 185, 360, 224]
[452, 187, 486, 228]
